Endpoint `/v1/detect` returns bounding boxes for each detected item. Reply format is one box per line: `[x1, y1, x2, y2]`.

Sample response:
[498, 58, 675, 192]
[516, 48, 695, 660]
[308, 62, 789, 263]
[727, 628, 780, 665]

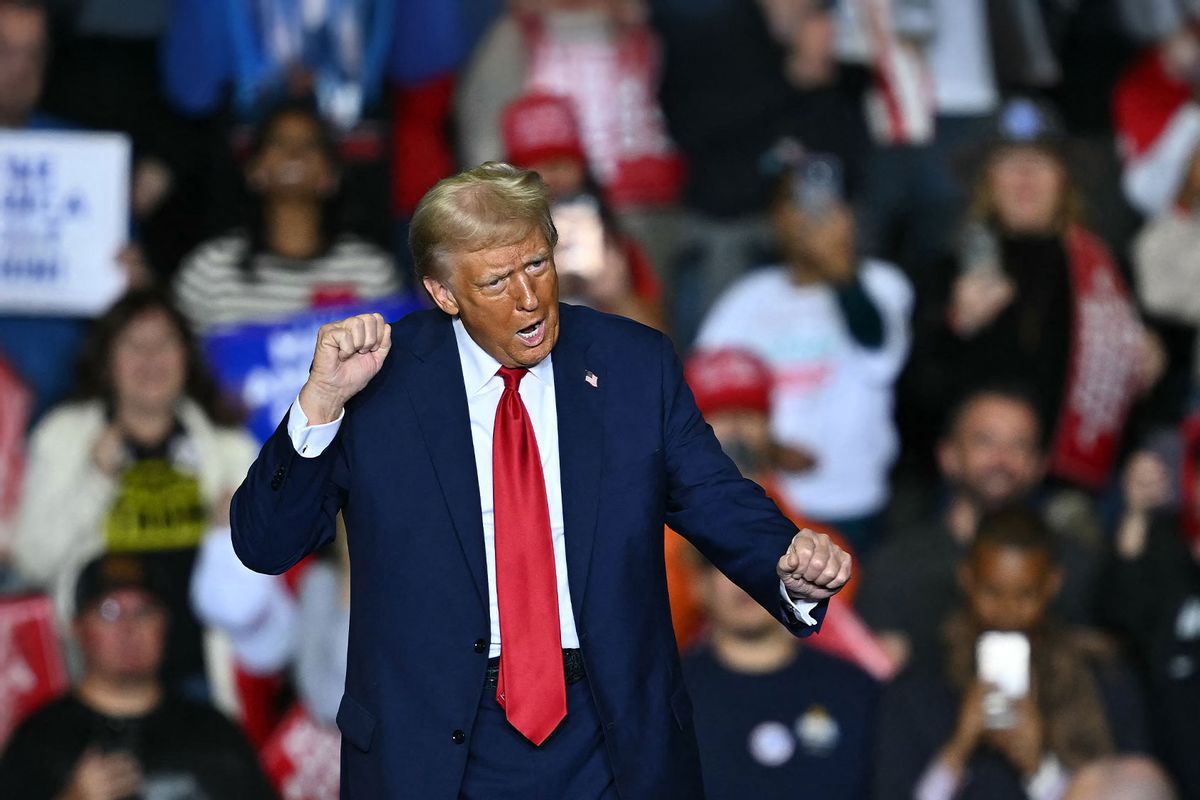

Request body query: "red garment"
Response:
[0, 595, 68, 751]
[1113, 49, 1192, 162]
[1113, 46, 1200, 216]
[492, 367, 565, 745]
[1180, 414, 1200, 553]
[390, 74, 457, 218]
[1048, 228, 1145, 490]
[857, 0, 934, 145]
[232, 557, 313, 749]
[520, 15, 684, 209]
[260, 705, 340, 800]
[0, 355, 30, 529]
[623, 237, 661, 304]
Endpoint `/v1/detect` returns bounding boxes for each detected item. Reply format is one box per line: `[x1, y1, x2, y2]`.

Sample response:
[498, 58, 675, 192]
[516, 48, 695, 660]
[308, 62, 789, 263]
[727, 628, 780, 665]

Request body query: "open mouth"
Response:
[515, 319, 546, 347]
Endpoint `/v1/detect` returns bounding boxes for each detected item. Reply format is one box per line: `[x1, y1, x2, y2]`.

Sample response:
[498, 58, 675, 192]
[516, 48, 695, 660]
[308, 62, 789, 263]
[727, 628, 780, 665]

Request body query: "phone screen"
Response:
[551, 199, 606, 281]
[976, 631, 1030, 730]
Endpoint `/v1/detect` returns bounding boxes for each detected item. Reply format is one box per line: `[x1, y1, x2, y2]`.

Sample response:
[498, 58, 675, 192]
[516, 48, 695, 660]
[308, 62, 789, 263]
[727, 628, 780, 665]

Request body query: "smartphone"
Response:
[959, 221, 1002, 277]
[791, 155, 844, 219]
[551, 198, 606, 281]
[976, 631, 1030, 730]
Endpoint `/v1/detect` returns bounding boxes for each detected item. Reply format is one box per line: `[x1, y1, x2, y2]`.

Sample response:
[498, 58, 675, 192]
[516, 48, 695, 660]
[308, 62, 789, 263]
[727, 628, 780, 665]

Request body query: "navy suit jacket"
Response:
[231, 304, 825, 799]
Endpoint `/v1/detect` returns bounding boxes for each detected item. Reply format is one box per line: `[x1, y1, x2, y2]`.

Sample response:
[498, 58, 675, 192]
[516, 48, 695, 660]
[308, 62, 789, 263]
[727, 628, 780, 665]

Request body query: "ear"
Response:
[423, 275, 460, 317]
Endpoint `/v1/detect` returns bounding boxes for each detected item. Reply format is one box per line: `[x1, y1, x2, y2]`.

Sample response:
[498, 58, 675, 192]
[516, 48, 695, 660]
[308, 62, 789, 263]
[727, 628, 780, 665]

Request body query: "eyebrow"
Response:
[474, 251, 551, 287]
[474, 267, 513, 287]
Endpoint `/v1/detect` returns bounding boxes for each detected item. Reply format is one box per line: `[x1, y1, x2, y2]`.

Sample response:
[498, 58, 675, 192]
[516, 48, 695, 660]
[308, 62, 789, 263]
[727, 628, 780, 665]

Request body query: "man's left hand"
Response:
[776, 529, 852, 602]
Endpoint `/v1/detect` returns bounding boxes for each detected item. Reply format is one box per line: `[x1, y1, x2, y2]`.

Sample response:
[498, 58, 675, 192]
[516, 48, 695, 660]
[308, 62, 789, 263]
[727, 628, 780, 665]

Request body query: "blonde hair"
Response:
[409, 161, 558, 279]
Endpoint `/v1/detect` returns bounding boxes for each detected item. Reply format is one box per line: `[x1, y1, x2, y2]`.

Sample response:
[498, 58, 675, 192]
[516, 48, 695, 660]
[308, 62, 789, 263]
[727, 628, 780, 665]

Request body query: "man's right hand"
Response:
[299, 313, 392, 424]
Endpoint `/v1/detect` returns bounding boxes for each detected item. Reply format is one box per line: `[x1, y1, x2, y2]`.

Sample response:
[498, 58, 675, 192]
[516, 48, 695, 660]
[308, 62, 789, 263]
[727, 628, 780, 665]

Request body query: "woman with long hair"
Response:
[13, 289, 258, 698]
[911, 98, 1161, 493]
[173, 99, 399, 332]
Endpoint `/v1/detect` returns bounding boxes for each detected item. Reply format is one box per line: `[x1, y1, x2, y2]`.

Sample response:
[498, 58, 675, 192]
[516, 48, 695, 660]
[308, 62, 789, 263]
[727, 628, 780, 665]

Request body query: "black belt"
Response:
[485, 649, 586, 688]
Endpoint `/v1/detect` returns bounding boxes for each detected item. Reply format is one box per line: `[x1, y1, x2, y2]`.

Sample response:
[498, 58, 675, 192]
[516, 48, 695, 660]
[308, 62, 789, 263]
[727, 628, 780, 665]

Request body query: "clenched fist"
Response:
[777, 529, 851, 603]
[299, 313, 392, 424]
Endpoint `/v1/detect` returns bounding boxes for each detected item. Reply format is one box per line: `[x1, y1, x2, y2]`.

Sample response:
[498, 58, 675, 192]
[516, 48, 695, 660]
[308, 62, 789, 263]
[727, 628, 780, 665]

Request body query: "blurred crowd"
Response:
[0, 0, 1198, 798]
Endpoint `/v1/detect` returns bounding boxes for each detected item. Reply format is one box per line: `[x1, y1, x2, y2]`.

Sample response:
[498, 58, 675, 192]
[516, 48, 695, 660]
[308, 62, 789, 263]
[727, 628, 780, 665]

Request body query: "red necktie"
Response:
[492, 366, 565, 745]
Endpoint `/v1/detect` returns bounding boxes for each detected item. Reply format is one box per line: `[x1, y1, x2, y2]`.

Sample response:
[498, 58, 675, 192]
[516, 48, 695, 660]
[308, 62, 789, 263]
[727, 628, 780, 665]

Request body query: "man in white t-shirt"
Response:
[696, 155, 912, 553]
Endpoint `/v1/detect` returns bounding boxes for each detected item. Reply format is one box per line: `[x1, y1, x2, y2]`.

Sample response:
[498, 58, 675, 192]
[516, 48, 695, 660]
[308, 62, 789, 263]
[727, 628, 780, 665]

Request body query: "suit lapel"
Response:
[405, 313, 489, 610]
[553, 308, 605, 619]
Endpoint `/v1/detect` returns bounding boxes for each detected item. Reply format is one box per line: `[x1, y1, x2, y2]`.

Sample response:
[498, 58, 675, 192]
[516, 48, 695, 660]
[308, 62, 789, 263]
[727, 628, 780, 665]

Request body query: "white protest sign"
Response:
[0, 130, 130, 315]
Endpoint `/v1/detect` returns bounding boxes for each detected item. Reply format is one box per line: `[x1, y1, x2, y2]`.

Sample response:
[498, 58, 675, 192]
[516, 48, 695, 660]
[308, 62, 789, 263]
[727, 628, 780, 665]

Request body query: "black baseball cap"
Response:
[74, 553, 166, 618]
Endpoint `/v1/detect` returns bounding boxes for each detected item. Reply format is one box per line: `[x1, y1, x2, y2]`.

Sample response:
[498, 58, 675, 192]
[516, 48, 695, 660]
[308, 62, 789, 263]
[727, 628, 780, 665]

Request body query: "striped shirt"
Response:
[173, 233, 400, 332]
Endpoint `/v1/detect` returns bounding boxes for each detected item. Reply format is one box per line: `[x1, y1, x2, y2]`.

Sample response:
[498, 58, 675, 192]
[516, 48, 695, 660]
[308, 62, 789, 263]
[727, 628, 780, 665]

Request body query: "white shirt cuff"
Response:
[915, 761, 960, 800]
[779, 581, 819, 626]
[1025, 754, 1070, 800]
[286, 395, 345, 458]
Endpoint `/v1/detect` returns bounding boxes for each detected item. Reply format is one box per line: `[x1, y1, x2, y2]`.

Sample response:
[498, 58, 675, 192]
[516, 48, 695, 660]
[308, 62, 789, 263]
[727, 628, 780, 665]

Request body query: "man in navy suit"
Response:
[231, 162, 852, 799]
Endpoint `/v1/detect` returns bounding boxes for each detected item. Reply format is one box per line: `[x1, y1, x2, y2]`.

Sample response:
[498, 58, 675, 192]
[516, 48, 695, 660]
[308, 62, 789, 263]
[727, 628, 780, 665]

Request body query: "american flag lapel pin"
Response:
[584, 370, 599, 388]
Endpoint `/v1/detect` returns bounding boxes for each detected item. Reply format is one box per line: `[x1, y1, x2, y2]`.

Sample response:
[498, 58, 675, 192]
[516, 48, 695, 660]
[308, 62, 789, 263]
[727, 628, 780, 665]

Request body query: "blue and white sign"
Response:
[0, 131, 131, 315]
[204, 295, 424, 443]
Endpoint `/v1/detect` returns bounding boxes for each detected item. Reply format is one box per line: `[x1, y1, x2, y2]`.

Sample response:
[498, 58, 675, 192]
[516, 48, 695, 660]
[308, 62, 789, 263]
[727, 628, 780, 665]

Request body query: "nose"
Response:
[512, 272, 539, 312]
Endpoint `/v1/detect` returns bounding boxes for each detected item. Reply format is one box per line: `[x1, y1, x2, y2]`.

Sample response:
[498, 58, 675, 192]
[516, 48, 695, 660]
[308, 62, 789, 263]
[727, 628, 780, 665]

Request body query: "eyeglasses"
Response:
[91, 597, 165, 624]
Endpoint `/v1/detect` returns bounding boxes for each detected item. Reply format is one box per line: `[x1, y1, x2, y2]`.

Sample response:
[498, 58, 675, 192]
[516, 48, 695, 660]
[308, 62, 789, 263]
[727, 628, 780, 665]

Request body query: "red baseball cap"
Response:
[685, 349, 773, 417]
[502, 92, 588, 169]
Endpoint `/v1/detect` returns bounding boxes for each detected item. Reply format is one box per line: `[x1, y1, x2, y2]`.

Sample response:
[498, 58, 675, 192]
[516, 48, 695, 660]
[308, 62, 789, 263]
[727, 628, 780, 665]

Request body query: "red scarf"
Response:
[1049, 228, 1144, 490]
[1180, 414, 1200, 554]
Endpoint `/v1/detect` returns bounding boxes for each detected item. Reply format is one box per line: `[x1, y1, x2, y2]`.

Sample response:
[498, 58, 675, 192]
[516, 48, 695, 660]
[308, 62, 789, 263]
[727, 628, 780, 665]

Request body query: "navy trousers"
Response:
[460, 676, 619, 799]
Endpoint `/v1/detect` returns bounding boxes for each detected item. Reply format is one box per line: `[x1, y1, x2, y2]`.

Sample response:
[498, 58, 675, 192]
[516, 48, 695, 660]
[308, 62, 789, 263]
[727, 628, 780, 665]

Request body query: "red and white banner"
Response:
[261, 705, 342, 800]
[0, 594, 68, 749]
[858, 0, 935, 146]
[521, 15, 685, 208]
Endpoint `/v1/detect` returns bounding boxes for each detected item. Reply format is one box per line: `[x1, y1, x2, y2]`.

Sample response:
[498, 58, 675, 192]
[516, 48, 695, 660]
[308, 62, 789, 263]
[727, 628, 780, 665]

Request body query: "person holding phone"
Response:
[499, 92, 666, 331]
[907, 97, 1161, 495]
[873, 506, 1150, 800]
[695, 147, 912, 555]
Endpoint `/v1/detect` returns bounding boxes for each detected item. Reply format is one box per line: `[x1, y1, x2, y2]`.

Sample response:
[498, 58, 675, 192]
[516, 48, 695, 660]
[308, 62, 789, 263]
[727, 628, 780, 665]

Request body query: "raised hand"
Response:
[949, 271, 1015, 337]
[986, 692, 1046, 779]
[299, 313, 392, 424]
[776, 528, 851, 602]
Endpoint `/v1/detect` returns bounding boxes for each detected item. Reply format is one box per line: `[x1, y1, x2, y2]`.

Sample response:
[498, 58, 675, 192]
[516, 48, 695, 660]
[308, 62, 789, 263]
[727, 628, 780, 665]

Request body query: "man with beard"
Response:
[857, 386, 1099, 669]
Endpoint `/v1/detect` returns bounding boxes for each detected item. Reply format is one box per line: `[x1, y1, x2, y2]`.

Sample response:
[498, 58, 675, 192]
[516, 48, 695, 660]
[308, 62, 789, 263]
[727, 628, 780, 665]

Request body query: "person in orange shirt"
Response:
[668, 348, 861, 650]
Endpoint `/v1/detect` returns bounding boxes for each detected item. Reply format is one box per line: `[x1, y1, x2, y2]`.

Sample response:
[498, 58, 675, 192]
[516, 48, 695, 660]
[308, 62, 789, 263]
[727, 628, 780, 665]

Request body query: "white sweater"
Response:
[13, 398, 259, 622]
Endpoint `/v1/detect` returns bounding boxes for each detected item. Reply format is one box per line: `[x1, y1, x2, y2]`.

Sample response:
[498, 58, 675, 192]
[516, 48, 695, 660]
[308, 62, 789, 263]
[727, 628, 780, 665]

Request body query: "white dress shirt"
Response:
[287, 319, 817, 660]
